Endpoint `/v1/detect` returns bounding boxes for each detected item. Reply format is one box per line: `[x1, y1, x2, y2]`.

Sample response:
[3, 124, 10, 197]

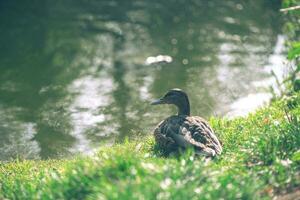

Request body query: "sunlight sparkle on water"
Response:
[68, 74, 114, 154]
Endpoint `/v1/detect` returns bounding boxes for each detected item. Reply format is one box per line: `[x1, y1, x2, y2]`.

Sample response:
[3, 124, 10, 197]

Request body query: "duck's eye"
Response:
[165, 93, 175, 98]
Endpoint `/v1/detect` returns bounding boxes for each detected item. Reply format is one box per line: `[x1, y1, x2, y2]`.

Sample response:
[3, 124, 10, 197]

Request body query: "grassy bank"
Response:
[1, 92, 300, 199]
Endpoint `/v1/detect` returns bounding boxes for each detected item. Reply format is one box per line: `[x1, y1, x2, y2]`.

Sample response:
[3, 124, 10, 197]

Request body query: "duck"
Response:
[151, 88, 222, 157]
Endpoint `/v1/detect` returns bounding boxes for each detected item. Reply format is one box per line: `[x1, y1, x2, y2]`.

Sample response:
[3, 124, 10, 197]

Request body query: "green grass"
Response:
[1, 93, 300, 200]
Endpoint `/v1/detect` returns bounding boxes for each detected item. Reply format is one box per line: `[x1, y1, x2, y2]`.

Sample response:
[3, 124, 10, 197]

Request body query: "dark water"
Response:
[0, 0, 283, 160]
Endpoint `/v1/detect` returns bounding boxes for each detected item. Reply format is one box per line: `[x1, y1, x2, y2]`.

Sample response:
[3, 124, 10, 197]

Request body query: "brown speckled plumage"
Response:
[151, 89, 222, 157]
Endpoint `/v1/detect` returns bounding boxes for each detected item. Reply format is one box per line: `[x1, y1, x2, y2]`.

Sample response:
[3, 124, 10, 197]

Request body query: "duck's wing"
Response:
[167, 126, 217, 157]
[190, 116, 222, 155]
[153, 116, 190, 152]
[168, 116, 222, 157]
[153, 115, 222, 156]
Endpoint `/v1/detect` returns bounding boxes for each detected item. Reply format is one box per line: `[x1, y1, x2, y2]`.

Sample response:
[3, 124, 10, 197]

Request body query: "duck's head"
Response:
[151, 88, 190, 116]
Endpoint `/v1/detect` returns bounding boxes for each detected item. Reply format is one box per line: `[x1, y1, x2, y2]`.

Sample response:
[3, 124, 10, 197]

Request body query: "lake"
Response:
[0, 0, 285, 160]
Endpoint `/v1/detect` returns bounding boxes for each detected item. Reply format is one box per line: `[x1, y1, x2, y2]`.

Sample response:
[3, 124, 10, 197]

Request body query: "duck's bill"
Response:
[150, 98, 165, 105]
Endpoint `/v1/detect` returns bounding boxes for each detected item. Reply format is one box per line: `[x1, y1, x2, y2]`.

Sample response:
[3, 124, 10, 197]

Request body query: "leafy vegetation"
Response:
[281, 0, 300, 92]
[1, 92, 300, 199]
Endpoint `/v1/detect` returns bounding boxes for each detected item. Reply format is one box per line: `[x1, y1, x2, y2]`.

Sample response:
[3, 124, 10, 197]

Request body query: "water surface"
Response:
[0, 0, 283, 160]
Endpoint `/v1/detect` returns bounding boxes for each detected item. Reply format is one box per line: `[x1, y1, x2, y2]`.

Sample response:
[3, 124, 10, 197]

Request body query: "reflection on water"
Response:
[227, 35, 288, 117]
[0, 0, 283, 160]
